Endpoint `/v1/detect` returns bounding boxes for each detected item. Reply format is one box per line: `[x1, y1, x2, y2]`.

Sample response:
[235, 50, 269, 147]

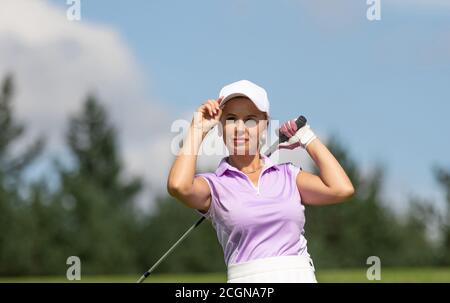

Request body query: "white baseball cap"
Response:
[218, 80, 270, 117]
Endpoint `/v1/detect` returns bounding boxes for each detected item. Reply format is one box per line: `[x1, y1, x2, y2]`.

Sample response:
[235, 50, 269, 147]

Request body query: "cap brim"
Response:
[219, 93, 249, 108]
[220, 93, 269, 115]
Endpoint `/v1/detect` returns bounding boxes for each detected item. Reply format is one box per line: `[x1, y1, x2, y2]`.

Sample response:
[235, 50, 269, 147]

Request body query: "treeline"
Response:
[0, 74, 449, 276]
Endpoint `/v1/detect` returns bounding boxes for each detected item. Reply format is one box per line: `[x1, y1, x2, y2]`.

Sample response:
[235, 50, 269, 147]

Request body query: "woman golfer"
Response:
[167, 80, 354, 283]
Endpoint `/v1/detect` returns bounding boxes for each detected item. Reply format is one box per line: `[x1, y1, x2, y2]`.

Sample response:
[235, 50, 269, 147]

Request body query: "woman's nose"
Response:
[235, 120, 246, 133]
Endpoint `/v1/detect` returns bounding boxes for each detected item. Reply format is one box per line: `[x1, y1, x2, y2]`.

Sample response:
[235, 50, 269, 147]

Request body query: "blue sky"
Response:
[31, 0, 450, 211]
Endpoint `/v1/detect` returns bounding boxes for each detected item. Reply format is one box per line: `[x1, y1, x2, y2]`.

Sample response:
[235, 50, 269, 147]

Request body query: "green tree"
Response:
[137, 194, 225, 274]
[305, 134, 436, 269]
[22, 181, 74, 275]
[57, 95, 143, 274]
[397, 197, 440, 266]
[0, 74, 44, 275]
[0, 74, 44, 187]
[433, 165, 450, 265]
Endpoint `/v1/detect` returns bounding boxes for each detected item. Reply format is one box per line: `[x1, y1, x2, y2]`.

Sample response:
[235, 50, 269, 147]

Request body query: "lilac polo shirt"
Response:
[195, 154, 310, 266]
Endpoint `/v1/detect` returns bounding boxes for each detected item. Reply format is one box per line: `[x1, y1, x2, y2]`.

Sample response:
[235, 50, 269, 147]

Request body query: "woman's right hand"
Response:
[191, 96, 224, 135]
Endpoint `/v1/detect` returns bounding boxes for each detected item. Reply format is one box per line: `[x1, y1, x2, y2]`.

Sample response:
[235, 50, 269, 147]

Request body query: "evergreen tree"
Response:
[433, 165, 450, 264]
[0, 74, 44, 187]
[57, 95, 143, 274]
[136, 194, 225, 274]
[0, 75, 44, 275]
[304, 134, 436, 268]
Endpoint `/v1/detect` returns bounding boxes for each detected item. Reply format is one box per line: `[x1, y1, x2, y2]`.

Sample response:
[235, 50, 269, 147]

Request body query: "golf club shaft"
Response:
[137, 115, 307, 283]
[137, 216, 205, 283]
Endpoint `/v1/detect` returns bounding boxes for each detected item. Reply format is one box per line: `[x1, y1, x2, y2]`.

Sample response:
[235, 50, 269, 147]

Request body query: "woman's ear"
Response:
[258, 131, 267, 152]
[218, 122, 223, 137]
[264, 114, 269, 131]
[260, 131, 266, 141]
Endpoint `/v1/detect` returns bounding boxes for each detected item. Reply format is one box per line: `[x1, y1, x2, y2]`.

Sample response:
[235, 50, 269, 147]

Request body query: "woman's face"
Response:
[220, 97, 268, 156]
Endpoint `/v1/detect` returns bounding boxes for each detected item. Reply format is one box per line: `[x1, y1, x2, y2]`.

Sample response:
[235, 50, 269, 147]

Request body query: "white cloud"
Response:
[0, 0, 173, 210]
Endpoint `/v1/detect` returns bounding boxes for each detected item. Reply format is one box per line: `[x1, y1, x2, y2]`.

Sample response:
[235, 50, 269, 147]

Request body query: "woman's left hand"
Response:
[278, 118, 317, 150]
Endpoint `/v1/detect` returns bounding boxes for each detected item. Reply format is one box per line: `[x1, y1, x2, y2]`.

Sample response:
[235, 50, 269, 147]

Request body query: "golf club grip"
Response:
[278, 115, 307, 143]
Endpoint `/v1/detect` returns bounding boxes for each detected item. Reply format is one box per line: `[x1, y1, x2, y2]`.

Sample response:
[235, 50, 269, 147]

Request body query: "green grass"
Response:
[1, 268, 450, 283]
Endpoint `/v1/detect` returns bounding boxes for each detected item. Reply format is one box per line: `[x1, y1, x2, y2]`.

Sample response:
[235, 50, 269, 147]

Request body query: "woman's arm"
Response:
[167, 125, 210, 211]
[167, 98, 223, 211]
[296, 138, 355, 205]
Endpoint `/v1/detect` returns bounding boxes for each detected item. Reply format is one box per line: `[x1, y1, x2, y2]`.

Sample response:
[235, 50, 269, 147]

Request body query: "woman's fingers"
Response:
[209, 99, 221, 114]
[207, 99, 221, 116]
[288, 119, 298, 133]
[206, 100, 216, 115]
[213, 97, 223, 109]
[286, 120, 297, 136]
[280, 119, 298, 137]
[199, 97, 223, 119]
[280, 124, 289, 137]
[205, 103, 214, 117]
[213, 108, 222, 123]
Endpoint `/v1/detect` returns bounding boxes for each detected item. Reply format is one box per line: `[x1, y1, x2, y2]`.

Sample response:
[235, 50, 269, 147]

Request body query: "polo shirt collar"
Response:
[215, 153, 279, 177]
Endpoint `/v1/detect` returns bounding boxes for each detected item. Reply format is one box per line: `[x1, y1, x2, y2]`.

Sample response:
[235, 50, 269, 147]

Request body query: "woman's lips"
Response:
[233, 138, 248, 145]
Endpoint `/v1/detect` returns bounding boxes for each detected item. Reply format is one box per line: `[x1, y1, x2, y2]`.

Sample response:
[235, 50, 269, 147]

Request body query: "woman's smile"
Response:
[233, 137, 248, 145]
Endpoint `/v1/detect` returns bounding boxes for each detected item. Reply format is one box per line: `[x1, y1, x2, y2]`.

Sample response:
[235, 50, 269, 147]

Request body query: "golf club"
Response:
[136, 115, 307, 283]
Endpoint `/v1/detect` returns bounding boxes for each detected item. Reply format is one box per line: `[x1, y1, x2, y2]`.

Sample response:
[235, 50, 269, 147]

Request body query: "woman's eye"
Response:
[225, 118, 237, 125]
[244, 119, 257, 128]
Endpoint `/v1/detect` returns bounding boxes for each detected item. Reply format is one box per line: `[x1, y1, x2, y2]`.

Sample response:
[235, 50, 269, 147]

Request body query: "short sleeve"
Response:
[287, 162, 302, 178]
[194, 173, 216, 220]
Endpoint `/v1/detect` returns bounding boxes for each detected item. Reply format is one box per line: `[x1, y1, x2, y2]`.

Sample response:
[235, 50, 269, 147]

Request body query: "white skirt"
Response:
[227, 255, 318, 283]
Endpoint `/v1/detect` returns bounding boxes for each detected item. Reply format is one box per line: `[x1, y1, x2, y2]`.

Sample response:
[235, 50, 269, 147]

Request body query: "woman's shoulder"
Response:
[276, 161, 302, 175]
[195, 171, 218, 178]
[194, 171, 220, 186]
[195, 157, 229, 180]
